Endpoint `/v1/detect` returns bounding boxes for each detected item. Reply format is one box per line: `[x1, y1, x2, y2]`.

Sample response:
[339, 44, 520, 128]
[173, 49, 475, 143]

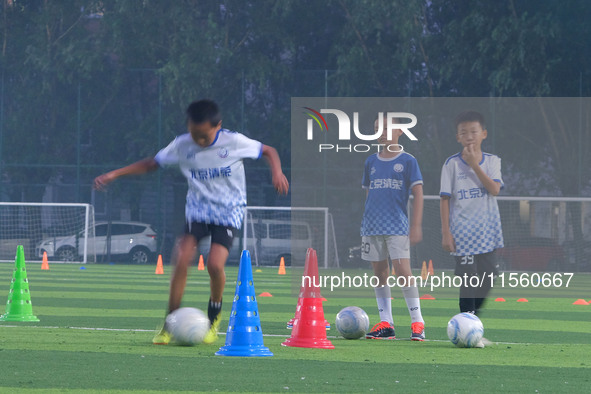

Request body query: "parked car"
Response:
[496, 237, 565, 272]
[36, 221, 158, 264]
[198, 219, 313, 266]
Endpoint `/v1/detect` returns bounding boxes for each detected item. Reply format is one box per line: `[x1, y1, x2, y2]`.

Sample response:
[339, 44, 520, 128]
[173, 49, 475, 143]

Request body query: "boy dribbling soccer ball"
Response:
[94, 99, 289, 345]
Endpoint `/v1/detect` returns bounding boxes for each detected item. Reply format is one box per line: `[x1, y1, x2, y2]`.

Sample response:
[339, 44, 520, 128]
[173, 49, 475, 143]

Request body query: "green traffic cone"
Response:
[0, 245, 39, 322]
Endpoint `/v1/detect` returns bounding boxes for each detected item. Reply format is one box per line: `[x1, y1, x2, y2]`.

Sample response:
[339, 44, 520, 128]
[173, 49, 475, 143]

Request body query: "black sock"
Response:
[459, 285, 476, 313]
[208, 298, 222, 324]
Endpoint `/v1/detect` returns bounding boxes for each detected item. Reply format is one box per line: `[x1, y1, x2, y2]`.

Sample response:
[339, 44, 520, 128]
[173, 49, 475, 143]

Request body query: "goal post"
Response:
[0, 202, 96, 264]
[242, 206, 339, 268]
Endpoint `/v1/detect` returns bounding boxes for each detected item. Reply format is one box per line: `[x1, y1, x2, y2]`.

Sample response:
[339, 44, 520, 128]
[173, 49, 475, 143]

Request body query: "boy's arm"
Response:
[409, 184, 423, 246]
[463, 145, 501, 196]
[440, 196, 456, 252]
[471, 164, 501, 195]
[261, 145, 289, 195]
[94, 157, 159, 190]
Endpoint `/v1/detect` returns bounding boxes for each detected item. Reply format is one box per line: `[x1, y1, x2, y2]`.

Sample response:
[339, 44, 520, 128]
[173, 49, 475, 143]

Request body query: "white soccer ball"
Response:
[335, 306, 370, 339]
[166, 307, 210, 345]
[447, 312, 484, 348]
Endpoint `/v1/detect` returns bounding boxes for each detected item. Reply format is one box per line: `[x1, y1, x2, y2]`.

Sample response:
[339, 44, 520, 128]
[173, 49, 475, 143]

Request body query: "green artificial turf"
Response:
[0, 262, 589, 393]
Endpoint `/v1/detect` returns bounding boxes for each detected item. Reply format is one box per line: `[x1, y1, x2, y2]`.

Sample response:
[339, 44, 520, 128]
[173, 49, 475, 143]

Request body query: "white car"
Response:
[36, 221, 158, 264]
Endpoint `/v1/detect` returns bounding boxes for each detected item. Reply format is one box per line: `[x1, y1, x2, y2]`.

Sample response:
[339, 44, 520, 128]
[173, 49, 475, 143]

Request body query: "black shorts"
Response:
[184, 221, 237, 251]
[454, 251, 499, 277]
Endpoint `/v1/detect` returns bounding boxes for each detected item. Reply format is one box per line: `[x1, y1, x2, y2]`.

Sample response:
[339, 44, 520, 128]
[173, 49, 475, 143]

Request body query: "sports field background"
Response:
[0, 262, 589, 393]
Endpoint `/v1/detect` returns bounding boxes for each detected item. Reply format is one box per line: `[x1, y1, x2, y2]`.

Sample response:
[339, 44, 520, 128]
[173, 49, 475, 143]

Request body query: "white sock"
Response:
[374, 286, 393, 325]
[401, 286, 424, 323]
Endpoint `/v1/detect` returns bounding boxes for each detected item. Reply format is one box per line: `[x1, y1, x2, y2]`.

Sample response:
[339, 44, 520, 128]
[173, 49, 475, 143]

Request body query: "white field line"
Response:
[0, 324, 533, 344]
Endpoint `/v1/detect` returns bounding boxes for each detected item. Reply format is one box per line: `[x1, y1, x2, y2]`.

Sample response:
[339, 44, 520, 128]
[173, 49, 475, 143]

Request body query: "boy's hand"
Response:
[462, 144, 480, 168]
[442, 231, 456, 253]
[409, 226, 423, 246]
[93, 172, 116, 191]
[272, 172, 289, 195]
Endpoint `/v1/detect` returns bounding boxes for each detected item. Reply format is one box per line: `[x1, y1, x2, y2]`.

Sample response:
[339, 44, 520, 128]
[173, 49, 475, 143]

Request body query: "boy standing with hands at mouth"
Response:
[440, 111, 504, 338]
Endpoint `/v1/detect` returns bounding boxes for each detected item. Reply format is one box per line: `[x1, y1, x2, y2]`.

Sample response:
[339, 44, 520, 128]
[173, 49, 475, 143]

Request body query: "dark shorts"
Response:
[184, 221, 237, 251]
[454, 250, 499, 277]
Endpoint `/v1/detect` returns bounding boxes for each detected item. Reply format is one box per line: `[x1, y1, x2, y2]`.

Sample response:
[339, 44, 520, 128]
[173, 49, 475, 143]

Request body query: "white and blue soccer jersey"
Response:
[440, 152, 504, 256]
[361, 152, 423, 236]
[155, 129, 263, 229]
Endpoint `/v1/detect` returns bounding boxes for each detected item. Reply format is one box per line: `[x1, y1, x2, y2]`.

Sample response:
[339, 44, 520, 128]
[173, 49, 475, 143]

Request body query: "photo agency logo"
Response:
[303, 107, 418, 152]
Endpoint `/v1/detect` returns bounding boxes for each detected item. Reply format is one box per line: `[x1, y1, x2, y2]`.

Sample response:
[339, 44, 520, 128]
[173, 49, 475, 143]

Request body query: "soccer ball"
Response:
[447, 312, 484, 348]
[166, 307, 210, 345]
[335, 306, 370, 339]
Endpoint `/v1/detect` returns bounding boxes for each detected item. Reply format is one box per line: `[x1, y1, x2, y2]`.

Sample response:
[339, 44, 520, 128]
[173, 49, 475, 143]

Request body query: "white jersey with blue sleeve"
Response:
[361, 152, 423, 236]
[155, 129, 263, 229]
[440, 152, 504, 256]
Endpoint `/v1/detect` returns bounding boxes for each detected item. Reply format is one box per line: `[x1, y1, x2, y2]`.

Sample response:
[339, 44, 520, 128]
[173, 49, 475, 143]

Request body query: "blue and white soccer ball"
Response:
[335, 306, 370, 339]
[447, 312, 484, 348]
[166, 307, 210, 345]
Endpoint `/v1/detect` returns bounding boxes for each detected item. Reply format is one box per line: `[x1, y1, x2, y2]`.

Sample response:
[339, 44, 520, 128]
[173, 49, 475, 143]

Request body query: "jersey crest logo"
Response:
[370, 167, 376, 175]
[186, 151, 196, 159]
[393, 163, 404, 173]
[218, 147, 229, 158]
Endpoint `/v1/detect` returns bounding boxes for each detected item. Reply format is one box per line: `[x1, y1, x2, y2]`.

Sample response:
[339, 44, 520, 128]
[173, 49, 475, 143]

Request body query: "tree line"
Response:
[0, 0, 589, 199]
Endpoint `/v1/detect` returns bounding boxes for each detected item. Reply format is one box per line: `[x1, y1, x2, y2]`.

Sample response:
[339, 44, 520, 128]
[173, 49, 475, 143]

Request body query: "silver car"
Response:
[36, 221, 158, 264]
[198, 219, 313, 266]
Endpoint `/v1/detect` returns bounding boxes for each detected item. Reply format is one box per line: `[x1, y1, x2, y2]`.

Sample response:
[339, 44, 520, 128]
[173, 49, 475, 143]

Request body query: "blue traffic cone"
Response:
[215, 250, 273, 357]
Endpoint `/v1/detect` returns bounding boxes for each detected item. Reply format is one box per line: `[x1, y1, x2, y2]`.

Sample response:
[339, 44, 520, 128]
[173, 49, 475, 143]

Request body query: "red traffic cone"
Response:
[197, 255, 205, 270]
[300, 248, 322, 298]
[278, 257, 286, 275]
[155, 255, 164, 275]
[282, 297, 334, 349]
[286, 247, 324, 328]
[420, 261, 428, 281]
[282, 248, 333, 349]
[41, 251, 49, 270]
